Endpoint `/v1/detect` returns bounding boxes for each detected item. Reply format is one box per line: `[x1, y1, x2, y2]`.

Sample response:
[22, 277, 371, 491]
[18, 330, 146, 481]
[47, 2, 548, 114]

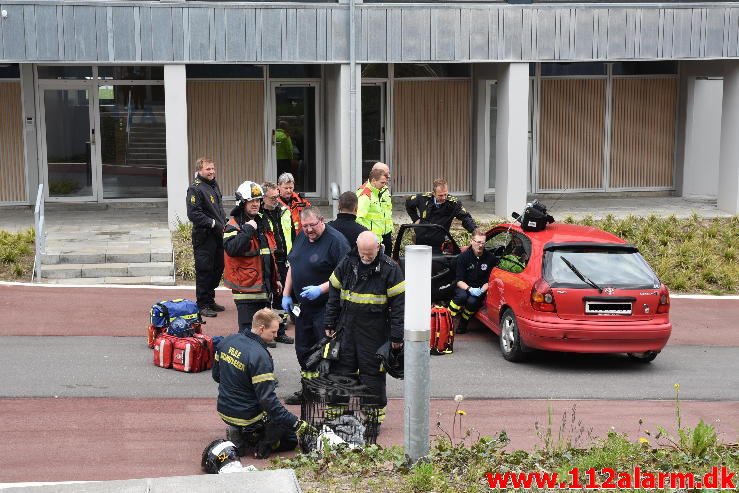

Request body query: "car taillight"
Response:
[531, 279, 556, 312]
[657, 285, 670, 314]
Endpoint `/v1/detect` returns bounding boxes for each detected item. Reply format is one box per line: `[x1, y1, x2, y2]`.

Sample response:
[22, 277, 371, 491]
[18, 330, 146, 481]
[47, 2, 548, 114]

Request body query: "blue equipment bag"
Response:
[150, 299, 201, 329]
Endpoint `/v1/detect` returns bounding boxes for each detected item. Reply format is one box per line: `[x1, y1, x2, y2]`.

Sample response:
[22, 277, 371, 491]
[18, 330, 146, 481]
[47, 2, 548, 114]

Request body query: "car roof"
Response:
[489, 222, 627, 248]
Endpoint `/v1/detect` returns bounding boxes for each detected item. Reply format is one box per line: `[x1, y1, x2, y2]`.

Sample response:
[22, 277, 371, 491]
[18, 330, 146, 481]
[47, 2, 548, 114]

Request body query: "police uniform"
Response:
[324, 248, 405, 428]
[223, 206, 280, 333]
[212, 331, 299, 458]
[449, 247, 498, 332]
[186, 174, 226, 311]
[404, 193, 476, 249]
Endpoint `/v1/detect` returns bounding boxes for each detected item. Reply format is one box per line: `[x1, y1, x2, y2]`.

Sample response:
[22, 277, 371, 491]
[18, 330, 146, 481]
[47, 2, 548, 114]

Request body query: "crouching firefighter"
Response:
[323, 231, 405, 436]
[223, 181, 282, 335]
[212, 308, 315, 459]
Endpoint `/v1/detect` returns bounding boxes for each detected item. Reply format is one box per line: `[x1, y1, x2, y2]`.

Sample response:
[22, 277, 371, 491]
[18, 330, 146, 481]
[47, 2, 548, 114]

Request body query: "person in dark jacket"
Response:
[213, 308, 313, 459]
[405, 178, 477, 251]
[187, 157, 227, 317]
[449, 229, 497, 333]
[281, 207, 351, 404]
[324, 231, 405, 435]
[328, 191, 368, 248]
[223, 181, 281, 339]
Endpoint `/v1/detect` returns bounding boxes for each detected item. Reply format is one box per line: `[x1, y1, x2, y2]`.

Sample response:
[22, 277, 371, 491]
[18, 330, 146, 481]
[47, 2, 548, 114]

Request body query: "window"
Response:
[486, 231, 531, 273]
[543, 248, 659, 289]
[394, 64, 470, 78]
[362, 64, 388, 78]
[269, 65, 321, 78]
[37, 66, 92, 80]
[98, 66, 163, 80]
[611, 61, 678, 76]
[0, 64, 20, 79]
[540, 63, 606, 77]
[186, 64, 264, 79]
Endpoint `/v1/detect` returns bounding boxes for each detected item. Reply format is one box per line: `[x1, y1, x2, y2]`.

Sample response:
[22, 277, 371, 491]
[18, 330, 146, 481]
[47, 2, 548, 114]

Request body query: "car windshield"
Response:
[543, 249, 660, 289]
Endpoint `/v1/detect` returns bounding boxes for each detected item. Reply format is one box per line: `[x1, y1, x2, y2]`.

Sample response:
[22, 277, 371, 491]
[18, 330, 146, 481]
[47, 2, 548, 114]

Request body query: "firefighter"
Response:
[405, 178, 477, 251]
[223, 181, 281, 338]
[213, 308, 314, 459]
[261, 181, 294, 345]
[324, 231, 405, 435]
[186, 156, 227, 318]
[449, 229, 497, 333]
[277, 172, 312, 243]
[356, 166, 394, 255]
[281, 207, 351, 404]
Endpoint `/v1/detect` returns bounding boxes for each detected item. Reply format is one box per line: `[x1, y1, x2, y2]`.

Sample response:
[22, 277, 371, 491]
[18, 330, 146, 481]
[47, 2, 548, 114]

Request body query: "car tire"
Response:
[627, 351, 659, 363]
[499, 309, 526, 362]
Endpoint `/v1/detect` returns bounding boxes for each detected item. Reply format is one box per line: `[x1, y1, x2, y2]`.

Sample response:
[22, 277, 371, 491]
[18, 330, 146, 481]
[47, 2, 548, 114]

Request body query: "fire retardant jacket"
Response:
[404, 193, 477, 248]
[212, 331, 298, 428]
[278, 191, 312, 241]
[223, 207, 279, 303]
[186, 175, 226, 235]
[325, 249, 406, 344]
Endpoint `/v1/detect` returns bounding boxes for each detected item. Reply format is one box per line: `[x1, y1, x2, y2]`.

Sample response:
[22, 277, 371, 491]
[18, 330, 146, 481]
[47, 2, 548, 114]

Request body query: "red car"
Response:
[475, 223, 672, 363]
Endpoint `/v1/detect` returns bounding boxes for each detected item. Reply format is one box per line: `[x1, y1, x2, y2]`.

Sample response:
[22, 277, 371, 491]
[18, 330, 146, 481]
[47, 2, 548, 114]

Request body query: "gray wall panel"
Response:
[23, 5, 37, 60]
[297, 9, 317, 61]
[435, 9, 458, 61]
[626, 8, 638, 58]
[214, 8, 226, 61]
[365, 9, 386, 61]
[503, 8, 522, 60]
[674, 9, 693, 58]
[285, 8, 297, 60]
[537, 8, 555, 60]
[316, 8, 327, 61]
[706, 8, 724, 57]
[224, 9, 246, 62]
[112, 7, 135, 61]
[691, 9, 702, 57]
[2, 5, 26, 60]
[729, 9, 739, 57]
[641, 9, 659, 58]
[61, 4, 73, 59]
[607, 8, 626, 59]
[401, 8, 430, 61]
[35, 5, 59, 60]
[139, 6, 152, 61]
[261, 9, 283, 61]
[73, 6, 96, 61]
[574, 9, 594, 60]
[171, 7, 184, 61]
[469, 9, 488, 60]
[187, 8, 211, 62]
[521, 8, 532, 60]
[151, 8, 173, 62]
[95, 6, 108, 61]
[331, 8, 348, 61]
[458, 9, 469, 60]
[244, 9, 257, 61]
[388, 8, 401, 61]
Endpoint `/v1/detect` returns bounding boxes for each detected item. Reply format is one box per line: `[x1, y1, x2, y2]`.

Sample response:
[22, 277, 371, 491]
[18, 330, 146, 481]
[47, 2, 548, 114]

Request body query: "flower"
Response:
[674, 383, 680, 391]
[456, 410, 467, 416]
[454, 394, 464, 402]
[639, 437, 649, 445]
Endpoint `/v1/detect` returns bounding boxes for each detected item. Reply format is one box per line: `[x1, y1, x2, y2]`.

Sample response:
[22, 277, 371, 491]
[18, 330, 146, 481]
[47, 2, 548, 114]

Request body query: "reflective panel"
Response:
[361, 85, 385, 182]
[274, 86, 317, 192]
[44, 89, 93, 198]
[98, 66, 164, 80]
[38, 66, 93, 80]
[99, 85, 167, 199]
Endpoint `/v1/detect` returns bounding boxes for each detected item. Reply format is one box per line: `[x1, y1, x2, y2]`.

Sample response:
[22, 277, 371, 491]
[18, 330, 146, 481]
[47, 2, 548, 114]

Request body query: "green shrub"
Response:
[0, 228, 36, 280]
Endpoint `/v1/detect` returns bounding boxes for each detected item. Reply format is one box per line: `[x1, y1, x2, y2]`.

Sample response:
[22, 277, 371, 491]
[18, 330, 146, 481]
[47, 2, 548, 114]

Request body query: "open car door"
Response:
[391, 224, 462, 302]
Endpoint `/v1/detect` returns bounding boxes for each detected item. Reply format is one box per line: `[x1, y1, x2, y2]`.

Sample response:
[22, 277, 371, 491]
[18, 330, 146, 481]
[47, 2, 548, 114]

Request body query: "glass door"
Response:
[361, 83, 386, 182]
[270, 83, 319, 194]
[41, 87, 97, 200]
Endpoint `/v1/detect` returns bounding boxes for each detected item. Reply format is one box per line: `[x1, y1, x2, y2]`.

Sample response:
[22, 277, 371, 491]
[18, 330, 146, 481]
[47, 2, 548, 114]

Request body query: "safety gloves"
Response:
[300, 285, 322, 301]
[468, 287, 483, 297]
[294, 419, 317, 437]
[281, 295, 294, 312]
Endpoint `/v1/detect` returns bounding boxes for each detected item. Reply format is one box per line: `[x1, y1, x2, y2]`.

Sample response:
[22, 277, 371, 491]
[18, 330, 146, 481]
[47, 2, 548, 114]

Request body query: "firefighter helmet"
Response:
[201, 439, 241, 474]
[375, 341, 404, 379]
[235, 181, 264, 205]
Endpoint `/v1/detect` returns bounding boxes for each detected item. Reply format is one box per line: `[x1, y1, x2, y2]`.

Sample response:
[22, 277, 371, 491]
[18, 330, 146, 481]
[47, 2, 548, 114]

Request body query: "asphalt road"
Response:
[2, 331, 737, 401]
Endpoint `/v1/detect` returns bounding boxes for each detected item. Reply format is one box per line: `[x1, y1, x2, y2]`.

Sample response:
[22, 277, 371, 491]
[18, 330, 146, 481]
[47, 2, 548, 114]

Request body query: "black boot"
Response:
[456, 317, 468, 334]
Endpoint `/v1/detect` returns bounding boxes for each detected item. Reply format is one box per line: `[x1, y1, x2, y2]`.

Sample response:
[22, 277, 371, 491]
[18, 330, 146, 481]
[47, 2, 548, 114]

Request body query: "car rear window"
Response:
[543, 249, 660, 289]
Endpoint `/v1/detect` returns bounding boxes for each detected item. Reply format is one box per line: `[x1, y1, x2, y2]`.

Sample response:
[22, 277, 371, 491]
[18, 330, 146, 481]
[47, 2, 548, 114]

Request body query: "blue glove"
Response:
[281, 295, 294, 312]
[468, 287, 483, 297]
[300, 285, 322, 301]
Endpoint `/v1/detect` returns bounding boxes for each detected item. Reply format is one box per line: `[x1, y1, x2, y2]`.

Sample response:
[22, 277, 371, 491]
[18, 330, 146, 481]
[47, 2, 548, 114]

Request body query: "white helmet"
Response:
[235, 181, 264, 205]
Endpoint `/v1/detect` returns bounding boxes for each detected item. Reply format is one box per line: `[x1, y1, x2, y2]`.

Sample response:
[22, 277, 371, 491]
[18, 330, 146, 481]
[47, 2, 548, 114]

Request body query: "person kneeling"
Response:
[212, 308, 313, 458]
[449, 229, 497, 333]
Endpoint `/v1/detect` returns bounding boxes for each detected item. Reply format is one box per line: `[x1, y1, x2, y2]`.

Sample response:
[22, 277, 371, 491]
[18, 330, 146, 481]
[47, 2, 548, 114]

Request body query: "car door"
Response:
[484, 228, 533, 326]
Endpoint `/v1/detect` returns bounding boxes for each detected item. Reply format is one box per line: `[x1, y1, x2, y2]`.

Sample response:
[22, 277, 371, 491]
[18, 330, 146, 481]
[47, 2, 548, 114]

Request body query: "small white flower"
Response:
[454, 394, 464, 402]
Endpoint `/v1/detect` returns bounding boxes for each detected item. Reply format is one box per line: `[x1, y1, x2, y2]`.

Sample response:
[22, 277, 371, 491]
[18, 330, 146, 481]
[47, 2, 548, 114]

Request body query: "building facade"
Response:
[0, 1, 738, 226]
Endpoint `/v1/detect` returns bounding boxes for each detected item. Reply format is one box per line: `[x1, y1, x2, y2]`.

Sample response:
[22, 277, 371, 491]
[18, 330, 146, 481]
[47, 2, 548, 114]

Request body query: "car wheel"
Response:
[627, 351, 659, 363]
[499, 309, 526, 362]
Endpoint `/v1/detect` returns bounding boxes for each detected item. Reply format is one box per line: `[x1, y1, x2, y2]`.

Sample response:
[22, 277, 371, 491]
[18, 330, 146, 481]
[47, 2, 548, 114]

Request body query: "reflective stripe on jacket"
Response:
[223, 210, 278, 299]
[356, 182, 393, 237]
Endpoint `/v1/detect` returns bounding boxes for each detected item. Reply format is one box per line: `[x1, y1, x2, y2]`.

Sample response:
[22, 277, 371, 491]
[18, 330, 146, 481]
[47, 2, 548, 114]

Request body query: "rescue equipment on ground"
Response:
[430, 304, 454, 355]
[153, 332, 215, 373]
[512, 200, 555, 232]
[148, 299, 202, 348]
[201, 439, 245, 474]
[375, 341, 404, 379]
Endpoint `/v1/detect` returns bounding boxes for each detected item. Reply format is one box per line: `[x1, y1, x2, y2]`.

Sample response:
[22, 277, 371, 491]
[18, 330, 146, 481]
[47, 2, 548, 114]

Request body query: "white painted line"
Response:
[671, 294, 739, 300]
[0, 281, 230, 291]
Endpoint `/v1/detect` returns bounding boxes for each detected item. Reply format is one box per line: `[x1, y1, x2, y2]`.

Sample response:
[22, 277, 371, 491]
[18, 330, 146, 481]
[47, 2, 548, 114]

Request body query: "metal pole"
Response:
[403, 245, 432, 463]
[348, 0, 357, 187]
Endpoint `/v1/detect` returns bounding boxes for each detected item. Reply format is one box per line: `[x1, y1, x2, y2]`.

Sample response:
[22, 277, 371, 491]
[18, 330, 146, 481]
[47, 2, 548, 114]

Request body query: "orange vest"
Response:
[223, 217, 278, 295]
[279, 192, 312, 236]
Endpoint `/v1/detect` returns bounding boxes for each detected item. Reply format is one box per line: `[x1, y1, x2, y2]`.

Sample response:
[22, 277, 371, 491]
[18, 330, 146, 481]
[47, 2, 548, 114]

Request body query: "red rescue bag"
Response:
[172, 337, 208, 373]
[153, 334, 176, 368]
[430, 305, 454, 355]
[193, 333, 215, 371]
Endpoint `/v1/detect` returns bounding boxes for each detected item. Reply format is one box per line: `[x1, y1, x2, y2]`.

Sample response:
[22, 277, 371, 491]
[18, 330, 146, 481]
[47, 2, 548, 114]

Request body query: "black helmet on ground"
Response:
[376, 341, 404, 380]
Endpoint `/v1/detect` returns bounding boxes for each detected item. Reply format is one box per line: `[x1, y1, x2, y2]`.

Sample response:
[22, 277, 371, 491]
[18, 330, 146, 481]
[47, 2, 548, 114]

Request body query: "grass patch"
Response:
[0, 228, 36, 281]
[172, 215, 739, 293]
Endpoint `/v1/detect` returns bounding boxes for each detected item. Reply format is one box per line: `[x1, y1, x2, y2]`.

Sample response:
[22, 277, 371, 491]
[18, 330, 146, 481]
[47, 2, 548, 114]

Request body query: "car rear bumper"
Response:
[517, 316, 672, 353]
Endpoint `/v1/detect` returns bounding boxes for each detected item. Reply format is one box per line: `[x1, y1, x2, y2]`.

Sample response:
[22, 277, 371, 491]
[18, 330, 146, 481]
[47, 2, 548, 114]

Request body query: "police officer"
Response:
[213, 308, 314, 459]
[187, 157, 227, 318]
[328, 191, 368, 247]
[405, 178, 477, 251]
[281, 207, 350, 404]
[356, 163, 393, 254]
[449, 229, 497, 333]
[223, 181, 281, 337]
[261, 181, 294, 345]
[324, 231, 405, 435]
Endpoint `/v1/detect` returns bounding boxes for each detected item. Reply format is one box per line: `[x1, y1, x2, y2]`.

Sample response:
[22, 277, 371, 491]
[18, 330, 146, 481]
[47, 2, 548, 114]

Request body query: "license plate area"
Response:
[584, 301, 632, 315]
